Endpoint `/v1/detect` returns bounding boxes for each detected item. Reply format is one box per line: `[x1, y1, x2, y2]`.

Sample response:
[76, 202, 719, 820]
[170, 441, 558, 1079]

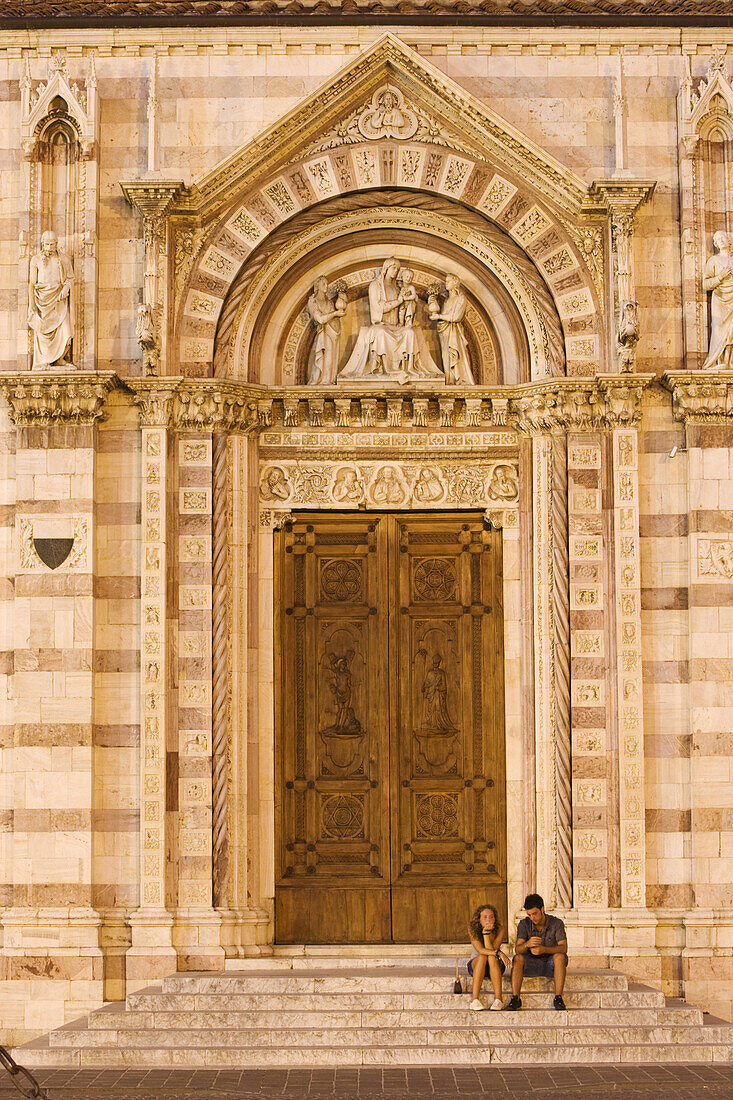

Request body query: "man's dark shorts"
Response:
[520, 953, 568, 978]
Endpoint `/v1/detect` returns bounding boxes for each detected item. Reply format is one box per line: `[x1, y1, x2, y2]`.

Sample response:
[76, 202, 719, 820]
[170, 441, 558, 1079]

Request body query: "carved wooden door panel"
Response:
[276, 515, 392, 943]
[389, 514, 506, 942]
[275, 512, 506, 944]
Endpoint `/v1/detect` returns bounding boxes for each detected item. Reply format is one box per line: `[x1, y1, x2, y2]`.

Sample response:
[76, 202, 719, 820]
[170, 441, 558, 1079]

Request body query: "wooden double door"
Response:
[275, 512, 506, 943]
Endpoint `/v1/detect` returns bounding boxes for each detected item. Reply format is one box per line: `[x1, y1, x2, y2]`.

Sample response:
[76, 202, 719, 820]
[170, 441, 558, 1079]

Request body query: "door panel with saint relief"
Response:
[275, 512, 506, 944]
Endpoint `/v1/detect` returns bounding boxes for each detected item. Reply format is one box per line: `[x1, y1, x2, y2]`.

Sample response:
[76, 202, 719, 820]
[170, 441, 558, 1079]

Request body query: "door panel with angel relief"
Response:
[275, 512, 506, 943]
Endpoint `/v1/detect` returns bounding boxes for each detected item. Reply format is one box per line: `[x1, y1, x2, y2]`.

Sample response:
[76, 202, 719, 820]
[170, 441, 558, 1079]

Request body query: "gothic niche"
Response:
[294, 261, 498, 387]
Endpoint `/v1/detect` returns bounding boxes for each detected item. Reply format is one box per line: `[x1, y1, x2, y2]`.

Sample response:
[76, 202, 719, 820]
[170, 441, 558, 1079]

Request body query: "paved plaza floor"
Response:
[2, 1064, 733, 1100]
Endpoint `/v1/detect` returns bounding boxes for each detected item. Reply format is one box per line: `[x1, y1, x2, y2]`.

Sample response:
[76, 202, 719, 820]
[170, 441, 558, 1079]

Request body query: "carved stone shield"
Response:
[33, 537, 74, 570]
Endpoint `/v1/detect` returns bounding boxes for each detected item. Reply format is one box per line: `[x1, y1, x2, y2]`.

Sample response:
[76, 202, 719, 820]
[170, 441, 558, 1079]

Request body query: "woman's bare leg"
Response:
[471, 955, 487, 1001]
[487, 955, 503, 1001]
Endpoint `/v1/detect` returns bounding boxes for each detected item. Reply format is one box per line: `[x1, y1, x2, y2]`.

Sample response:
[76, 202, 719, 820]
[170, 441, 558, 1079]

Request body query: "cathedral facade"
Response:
[0, 4, 732, 1044]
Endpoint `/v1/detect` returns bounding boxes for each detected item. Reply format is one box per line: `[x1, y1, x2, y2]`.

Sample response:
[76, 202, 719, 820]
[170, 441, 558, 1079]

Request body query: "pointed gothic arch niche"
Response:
[211, 190, 565, 384]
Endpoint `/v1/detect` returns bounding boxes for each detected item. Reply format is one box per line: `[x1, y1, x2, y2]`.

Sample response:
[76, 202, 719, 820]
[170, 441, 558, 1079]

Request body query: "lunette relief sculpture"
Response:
[703, 231, 733, 370]
[28, 231, 75, 369]
[339, 258, 443, 383]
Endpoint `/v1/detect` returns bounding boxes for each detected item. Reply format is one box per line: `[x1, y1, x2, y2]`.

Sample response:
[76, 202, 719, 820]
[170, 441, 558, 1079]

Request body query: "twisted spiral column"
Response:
[211, 431, 230, 908]
[551, 434, 573, 908]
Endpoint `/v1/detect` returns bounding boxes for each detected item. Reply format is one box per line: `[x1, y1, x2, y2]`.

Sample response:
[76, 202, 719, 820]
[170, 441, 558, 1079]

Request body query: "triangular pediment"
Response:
[181, 33, 596, 221]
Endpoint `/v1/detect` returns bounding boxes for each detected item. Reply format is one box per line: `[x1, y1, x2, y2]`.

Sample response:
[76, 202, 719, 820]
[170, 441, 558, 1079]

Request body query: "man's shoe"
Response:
[469, 998, 485, 1011]
[505, 995, 522, 1011]
[553, 994, 567, 1011]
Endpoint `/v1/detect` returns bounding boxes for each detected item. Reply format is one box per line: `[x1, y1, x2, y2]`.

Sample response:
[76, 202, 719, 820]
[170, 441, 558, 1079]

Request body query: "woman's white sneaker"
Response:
[469, 998, 485, 1011]
[489, 998, 504, 1011]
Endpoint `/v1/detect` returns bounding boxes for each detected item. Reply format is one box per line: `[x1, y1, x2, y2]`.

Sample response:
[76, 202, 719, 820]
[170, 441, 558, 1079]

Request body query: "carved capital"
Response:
[662, 370, 733, 424]
[174, 381, 259, 433]
[597, 374, 654, 427]
[510, 376, 653, 435]
[120, 179, 185, 225]
[129, 379, 260, 433]
[130, 378, 182, 427]
[0, 371, 120, 426]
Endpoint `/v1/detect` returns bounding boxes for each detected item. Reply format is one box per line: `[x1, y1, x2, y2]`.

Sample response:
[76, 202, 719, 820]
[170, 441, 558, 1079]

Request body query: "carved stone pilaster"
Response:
[662, 370, 733, 423]
[590, 180, 655, 373]
[0, 371, 120, 426]
[121, 180, 185, 375]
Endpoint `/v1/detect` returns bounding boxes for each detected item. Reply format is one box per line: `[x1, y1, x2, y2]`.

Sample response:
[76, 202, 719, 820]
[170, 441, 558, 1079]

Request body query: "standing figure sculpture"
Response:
[429, 274, 475, 385]
[307, 276, 346, 385]
[703, 231, 733, 371]
[421, 653, 456, 733]
[28, 231, 75, 369]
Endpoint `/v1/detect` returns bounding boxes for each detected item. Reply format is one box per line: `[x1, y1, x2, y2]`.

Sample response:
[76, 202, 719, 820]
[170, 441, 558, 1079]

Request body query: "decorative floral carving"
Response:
[0, 371, 119, 425]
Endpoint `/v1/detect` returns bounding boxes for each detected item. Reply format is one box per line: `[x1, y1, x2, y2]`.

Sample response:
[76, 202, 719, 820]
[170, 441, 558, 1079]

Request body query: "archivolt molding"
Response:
[217, 200, 567, 384]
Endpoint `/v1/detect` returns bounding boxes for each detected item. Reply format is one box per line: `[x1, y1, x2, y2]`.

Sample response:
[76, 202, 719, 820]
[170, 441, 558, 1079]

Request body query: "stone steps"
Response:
[16, 962, 733, 1068]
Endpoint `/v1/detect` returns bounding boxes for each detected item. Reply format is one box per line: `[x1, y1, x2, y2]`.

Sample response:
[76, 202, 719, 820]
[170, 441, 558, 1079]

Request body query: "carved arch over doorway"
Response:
[213, 192, 567, 384]
[162, 33, 607, 379]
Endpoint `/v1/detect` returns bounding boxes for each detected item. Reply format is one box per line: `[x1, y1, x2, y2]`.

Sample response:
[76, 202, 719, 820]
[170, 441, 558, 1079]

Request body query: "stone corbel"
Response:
[130, 378, 182, 428]
[0, 370, 121, 426]
[590, 180, 656, 373]
[662, 370, 733, 423]
[121, 180, 185, 375]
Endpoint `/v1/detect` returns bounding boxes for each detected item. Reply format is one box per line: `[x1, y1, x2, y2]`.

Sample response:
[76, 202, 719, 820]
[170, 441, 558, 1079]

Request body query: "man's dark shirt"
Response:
[517, 913, 567, 950]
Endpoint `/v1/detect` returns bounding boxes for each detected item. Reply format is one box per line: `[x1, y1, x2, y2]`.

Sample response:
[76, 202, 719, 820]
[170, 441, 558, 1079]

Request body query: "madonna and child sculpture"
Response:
[307, 258, 475, 386]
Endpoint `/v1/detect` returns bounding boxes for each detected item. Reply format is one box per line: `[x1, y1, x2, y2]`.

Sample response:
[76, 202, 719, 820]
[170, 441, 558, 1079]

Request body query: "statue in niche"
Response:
[28, 231, 75, 369]
[428, 274, 475, 385]
[307, 277, 347, 385]
[703, 231, 733, 370]
[338, 258, 443, 384]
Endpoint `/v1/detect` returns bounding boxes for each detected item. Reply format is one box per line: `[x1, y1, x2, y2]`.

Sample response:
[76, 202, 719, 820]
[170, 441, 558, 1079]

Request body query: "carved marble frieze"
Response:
[258, 456, 520, 514]
[0, 370, 121, 425]
[662, 370, 733, 423]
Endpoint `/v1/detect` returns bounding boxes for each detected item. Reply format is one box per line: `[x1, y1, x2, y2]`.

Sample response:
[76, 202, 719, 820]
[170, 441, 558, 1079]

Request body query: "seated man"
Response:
[505, 892, 568, 1012]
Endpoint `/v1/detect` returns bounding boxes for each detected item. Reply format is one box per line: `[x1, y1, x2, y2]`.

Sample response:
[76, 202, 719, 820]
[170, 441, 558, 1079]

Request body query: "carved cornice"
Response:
[588, 179, 656, 220]
[120, 179, 185, 224]
[662, 370, 733, 424]
[129, 378, 259, 432]
[125, 376, 657, 435]
[0, 371, 121, 426]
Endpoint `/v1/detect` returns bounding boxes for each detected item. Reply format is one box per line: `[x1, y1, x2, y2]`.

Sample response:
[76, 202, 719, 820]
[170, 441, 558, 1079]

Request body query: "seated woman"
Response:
[467, 904, 511, 1012]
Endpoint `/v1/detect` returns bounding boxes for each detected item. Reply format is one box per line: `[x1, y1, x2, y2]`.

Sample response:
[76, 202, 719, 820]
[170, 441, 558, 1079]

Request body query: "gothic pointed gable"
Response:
[156, 34, 612, 378]
[185, 34, 593, 222]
